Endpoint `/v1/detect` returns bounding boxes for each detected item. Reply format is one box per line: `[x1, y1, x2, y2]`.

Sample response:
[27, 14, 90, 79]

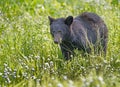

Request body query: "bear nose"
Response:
[54, 40, 59, 44]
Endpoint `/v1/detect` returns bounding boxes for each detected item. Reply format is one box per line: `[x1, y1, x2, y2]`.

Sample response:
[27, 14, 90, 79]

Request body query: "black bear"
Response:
[48, 12, 108, 60]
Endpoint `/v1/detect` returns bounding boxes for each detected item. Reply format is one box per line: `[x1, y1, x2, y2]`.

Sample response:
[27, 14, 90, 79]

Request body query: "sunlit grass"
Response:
[0, 0, 120, 87]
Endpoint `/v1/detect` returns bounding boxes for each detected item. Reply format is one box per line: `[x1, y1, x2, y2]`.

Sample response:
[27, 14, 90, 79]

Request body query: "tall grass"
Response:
[0, 0, 120, 87]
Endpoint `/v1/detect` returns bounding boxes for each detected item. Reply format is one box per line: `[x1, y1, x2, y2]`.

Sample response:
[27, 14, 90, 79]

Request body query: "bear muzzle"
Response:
[54, 34, 62, 44]
[54, 38, 62, 44]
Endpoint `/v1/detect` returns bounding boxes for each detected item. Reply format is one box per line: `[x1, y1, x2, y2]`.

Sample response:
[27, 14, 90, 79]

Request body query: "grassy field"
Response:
[0, 0, 120, 87]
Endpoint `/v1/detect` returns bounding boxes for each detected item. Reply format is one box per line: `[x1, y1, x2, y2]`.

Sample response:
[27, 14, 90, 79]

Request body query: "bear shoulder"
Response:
[80, 12, 102, 23]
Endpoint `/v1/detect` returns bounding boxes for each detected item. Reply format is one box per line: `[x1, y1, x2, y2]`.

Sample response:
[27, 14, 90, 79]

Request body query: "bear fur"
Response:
[48, 12, 108, 60]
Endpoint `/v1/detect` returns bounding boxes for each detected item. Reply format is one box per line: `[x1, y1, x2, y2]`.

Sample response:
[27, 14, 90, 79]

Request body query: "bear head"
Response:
[48, 16, 73, 44]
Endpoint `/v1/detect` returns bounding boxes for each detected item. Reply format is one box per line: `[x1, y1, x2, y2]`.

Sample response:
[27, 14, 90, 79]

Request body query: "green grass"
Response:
[0, 0, 120, 87]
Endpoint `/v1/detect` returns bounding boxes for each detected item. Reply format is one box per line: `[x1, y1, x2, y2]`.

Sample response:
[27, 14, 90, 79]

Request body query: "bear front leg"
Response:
[60, 44, 74, 60]
[61, 49, 73, 60]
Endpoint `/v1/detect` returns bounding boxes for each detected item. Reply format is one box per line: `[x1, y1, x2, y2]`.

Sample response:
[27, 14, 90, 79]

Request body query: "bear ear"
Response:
[48, 16, 55, 25]
[65, 16, 73, 26]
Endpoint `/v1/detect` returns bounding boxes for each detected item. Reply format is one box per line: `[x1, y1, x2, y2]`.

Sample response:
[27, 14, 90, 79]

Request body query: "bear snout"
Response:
[54, 34, 62, 44]
[54, 40, 59, 44]
[54, 38, 61, 44]
[54, 37, 61, 44]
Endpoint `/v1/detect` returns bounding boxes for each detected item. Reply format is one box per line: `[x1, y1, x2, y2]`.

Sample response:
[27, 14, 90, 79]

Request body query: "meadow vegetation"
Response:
[0, 0, 120, 87]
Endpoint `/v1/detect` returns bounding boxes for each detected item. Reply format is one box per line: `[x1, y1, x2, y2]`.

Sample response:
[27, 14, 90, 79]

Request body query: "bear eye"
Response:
[58, 31, 62, 33]
[52, 31, 55, 34]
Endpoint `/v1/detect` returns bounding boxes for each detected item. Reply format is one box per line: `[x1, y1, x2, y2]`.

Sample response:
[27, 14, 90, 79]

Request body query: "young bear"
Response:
[48, 12, 108, 60]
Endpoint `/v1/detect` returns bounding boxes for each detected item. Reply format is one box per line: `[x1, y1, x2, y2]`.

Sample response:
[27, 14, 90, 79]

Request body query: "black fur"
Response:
[48, 12, 108, 60]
